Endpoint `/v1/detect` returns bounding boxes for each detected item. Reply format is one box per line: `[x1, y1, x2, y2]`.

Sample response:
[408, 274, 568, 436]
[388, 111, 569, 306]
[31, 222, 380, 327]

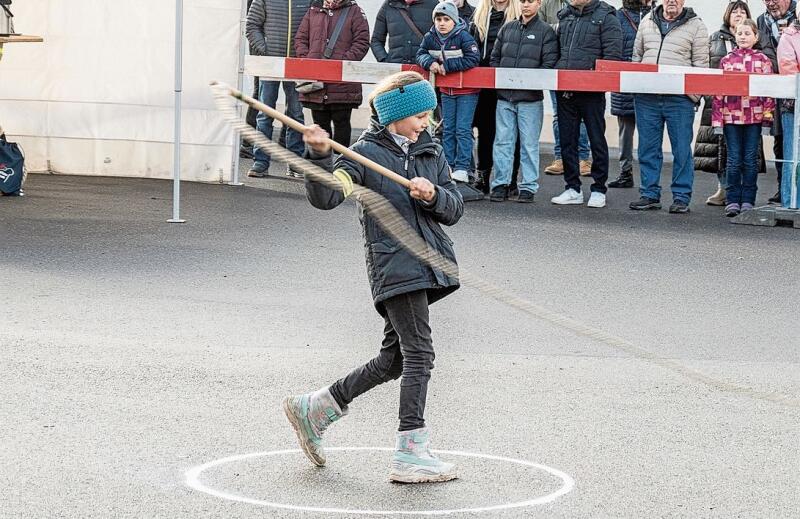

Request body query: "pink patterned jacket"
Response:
[711, 48, 775, 127]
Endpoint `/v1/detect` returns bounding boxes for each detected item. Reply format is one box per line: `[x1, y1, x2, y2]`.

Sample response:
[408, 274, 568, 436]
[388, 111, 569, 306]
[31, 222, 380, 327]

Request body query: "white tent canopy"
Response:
[0, 0, 241, 183]
[0, 0, 739, 184]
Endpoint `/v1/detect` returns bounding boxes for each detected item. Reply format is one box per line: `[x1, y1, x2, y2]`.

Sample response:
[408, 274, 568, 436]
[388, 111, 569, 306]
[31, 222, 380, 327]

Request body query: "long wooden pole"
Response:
[211, 82, 412, 189]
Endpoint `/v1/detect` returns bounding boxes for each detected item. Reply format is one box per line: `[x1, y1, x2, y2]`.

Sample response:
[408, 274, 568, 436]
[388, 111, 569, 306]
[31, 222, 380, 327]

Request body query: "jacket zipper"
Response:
[655, 15, 688, 64]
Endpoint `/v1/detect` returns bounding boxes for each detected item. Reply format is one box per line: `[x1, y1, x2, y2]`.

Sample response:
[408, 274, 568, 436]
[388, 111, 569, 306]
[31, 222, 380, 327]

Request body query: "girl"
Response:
[294, 0, 371, 148]
[416, 1, 481, 184]
[469, 0, 520, 193]
[284, 71, 464, 484]
[712, 19, 775, 217]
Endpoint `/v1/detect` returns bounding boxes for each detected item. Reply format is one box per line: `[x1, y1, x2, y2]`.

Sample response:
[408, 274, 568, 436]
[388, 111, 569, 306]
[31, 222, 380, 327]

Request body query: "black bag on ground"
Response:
[0, 133, 25, 196]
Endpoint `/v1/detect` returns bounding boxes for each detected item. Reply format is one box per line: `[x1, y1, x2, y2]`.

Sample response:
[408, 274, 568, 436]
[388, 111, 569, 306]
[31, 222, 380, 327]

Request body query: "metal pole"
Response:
[228, 0, 248, 186]
[169, 0, 187, 223]
[792, 72, 800, 210]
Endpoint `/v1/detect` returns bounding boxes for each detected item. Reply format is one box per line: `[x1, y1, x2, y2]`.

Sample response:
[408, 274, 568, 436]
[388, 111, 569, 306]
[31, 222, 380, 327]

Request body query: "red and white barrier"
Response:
[245, 56, 798, 99]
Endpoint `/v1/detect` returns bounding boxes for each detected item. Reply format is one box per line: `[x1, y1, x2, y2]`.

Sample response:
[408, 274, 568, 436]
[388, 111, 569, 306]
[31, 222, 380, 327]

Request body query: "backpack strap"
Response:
[621, 9, 639, 32]
[323, 5, 352, 59]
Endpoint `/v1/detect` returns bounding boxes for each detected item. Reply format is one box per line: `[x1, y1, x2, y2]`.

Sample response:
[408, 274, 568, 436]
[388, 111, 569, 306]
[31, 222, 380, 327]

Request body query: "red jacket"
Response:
[294, 0, 371, 106]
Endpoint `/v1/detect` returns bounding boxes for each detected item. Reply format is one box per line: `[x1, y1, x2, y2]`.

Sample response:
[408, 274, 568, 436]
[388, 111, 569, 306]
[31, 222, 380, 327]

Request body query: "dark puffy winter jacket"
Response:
[417, 19, 480, 95]
[693, 25, 768, 174]
[610, 5, 649, 117]
[490, 15, 558, 103]
[756, 8, 791, 135]
[371, 0, 438, 64]
[469, 7, 507, 66]
[305, 119, 464, 314]
[295, 0, 371, 106]
[555, 0, 622, 71]
[246, 0, 311, 57]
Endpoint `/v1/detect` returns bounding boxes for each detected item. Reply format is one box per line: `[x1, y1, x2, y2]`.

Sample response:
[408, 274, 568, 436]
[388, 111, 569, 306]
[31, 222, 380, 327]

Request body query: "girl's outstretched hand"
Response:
[303, 124, 331, 155]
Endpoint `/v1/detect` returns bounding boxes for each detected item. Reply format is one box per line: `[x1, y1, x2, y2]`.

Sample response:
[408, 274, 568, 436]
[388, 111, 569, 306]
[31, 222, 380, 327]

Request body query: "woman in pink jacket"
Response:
[777, 5, 800, 208]
[712, 19, 775, 217]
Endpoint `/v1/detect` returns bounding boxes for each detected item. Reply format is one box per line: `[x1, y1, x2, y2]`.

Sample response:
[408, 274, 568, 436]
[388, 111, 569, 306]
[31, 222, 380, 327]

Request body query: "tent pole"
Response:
[791, 72, 800, 209]
[228, 0, 248, 186]
[169, 0, 187, 223]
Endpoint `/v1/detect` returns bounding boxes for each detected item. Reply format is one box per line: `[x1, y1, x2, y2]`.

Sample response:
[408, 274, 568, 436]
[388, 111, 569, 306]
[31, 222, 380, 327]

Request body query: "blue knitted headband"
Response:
[372, 80, 438, 126]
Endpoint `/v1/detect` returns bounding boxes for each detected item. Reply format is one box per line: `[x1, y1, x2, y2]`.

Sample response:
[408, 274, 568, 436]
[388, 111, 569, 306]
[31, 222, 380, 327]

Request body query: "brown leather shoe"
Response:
[544, 159, 564, 175]
[579, 159, 593, 176]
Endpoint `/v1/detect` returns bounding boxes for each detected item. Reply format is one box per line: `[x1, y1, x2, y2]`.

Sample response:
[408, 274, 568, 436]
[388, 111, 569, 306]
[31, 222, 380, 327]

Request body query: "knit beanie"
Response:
[432, 1, 459, 23]
[372, 80, 438, 126]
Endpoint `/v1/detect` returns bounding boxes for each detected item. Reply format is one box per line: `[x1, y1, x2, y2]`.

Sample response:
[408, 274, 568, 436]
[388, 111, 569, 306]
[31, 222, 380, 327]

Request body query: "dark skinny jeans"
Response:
[329, 290, 435, 432]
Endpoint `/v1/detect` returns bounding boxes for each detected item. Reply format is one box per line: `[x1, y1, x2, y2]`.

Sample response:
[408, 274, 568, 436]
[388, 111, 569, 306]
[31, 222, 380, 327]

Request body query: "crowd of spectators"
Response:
[244, 0, 800, 213]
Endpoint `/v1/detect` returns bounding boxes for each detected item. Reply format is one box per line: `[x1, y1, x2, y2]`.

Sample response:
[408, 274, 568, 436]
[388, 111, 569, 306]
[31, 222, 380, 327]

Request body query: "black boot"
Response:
[608, 170, 634, 188]
[473, 170, 490, 194]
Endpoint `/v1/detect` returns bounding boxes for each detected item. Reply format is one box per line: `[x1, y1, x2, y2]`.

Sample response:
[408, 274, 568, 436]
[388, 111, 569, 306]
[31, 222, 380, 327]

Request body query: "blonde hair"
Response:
[473, 0, 521, 43]
[368, 71, 427, 113]
[735, 19, 759, 38]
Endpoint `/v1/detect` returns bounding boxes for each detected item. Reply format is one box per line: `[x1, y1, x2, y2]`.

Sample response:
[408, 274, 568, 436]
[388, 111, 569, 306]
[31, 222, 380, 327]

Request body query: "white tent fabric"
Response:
[0, 0, 240, 182]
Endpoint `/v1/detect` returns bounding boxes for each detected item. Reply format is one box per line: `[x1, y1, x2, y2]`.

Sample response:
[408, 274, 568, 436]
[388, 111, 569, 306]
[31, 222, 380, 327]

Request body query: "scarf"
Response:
[764, 2, 797, 45]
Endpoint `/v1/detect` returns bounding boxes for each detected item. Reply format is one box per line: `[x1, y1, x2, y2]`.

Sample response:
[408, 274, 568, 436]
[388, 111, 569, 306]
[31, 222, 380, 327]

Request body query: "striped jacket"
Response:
[246, 0, 311, 57]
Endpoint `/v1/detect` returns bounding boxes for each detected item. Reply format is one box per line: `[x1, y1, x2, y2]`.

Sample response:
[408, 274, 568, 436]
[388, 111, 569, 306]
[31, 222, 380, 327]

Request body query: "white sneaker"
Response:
[551, 189, 584, 205]
[587, 192, 606, 208]
[451, 169, 469, 183]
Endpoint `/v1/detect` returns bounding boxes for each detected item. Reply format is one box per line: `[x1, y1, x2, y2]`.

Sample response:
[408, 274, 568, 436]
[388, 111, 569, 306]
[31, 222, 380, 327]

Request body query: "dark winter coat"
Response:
[246, 0, 311, 57]
[469, 7, 507, 66]
[305, 119, 464, 314]
[458, 1, 475, 23]
[610, 4, 649, 117]
[371, 0, 438, 64]
[555, 0, 623, 71]
[490, 15, 559, 103]
[693, 24, 768, 175]
[295, 0, 371, 106]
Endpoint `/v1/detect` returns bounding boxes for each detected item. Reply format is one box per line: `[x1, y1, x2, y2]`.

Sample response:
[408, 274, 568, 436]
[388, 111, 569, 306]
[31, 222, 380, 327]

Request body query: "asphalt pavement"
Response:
[1, 156, 798, 518]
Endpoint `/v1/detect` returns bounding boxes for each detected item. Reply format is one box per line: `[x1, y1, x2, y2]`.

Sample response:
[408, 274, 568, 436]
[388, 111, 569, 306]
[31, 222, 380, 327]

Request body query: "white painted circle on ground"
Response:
[185, 447, 575, 515]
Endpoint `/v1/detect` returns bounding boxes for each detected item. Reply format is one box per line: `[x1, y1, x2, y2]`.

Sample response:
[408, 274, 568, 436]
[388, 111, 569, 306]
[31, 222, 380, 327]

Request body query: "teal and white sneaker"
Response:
[389, 427, 457, 483]
[282, 388, 347, 467]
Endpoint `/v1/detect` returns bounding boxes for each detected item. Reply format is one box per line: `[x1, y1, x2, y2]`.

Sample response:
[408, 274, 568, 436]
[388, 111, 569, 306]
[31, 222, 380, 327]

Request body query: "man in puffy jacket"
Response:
[550, 0, 622, 209]
[540, 0, 593, 178]
[608, 0, 652, 189]
[488, 0, 558, 203]
[629, 0, 709, 214]
[246, 0, 311, 177]
[371, 0, 438, 64]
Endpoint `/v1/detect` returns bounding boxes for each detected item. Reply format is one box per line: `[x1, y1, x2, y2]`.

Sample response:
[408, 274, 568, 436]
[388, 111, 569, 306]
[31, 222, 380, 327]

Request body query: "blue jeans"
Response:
[441, 93, 479, 172]
[492, 100, 544, 193]
[781, 112, 800, 208]
[634, 94, 696, 204]
[550, 91, 589, 161]
[254, 80, 305, 170]
[723, 124, 761, 205]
